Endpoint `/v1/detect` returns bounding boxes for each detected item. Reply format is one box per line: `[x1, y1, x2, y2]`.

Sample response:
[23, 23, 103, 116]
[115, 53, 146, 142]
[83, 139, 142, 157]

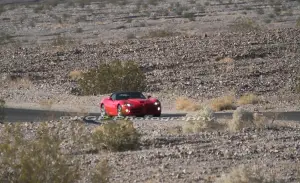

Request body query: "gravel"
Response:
[1, 119, 300, 183]
[1, 28, 300, 111]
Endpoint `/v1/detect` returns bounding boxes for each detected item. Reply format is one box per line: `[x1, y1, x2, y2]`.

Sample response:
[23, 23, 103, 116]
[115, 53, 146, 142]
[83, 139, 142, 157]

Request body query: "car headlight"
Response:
[154, 101, 160, 105]
[124, 103, 133, 107]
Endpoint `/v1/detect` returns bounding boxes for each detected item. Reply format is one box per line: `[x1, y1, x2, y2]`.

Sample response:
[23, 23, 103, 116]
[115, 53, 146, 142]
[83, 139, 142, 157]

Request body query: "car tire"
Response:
[153, 113, 161, 117]
[100, 104, 107, 117]
[117, 104, 123, 117]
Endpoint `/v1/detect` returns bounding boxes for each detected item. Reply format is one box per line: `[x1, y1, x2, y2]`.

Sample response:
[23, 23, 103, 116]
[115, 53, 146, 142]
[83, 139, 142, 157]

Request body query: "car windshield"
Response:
[115, 92, 146, 100]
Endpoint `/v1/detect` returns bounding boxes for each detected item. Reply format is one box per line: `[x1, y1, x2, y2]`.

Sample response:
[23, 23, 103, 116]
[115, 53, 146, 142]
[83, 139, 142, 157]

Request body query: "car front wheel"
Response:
[117, 105, 123, 117]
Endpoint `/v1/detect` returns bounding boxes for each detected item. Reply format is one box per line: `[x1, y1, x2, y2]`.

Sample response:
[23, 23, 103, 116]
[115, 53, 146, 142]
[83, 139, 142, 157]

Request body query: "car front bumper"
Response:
[121, 105, 161, 116]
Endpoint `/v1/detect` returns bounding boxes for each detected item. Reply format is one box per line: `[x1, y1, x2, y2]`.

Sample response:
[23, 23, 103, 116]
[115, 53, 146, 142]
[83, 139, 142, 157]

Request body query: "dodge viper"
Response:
[100, 91, 161, 117]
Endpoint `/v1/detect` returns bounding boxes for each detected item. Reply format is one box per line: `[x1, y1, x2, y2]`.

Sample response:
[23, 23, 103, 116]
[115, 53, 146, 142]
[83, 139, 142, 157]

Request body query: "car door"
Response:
[105, 93, 116, 116]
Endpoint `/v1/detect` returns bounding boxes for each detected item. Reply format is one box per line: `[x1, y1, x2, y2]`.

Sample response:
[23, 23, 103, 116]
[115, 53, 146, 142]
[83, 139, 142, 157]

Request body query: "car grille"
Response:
[145, 103, 158, 112]
[130, 103, 159, 114]
[131, 108, 143, 113]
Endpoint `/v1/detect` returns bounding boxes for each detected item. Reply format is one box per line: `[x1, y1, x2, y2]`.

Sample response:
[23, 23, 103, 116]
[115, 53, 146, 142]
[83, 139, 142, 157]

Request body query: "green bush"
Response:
[78, 60, 147, 95]
[0, 99, 5, 122]
[0, 122, 80, 183]
[91, 120, 141, 152]
[183, 12, 196, 21]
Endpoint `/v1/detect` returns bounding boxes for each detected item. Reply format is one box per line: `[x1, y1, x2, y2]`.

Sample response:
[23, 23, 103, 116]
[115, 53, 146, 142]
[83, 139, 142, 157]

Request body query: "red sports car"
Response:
[99, 91, 161, 117]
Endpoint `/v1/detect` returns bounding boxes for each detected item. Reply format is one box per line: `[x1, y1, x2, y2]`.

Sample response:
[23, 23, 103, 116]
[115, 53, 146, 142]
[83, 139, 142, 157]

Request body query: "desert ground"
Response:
[0, 0, 300, 182]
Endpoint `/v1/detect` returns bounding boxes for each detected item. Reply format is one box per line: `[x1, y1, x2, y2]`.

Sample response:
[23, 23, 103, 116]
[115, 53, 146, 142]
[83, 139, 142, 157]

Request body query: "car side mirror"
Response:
[147, 95, 151, 99]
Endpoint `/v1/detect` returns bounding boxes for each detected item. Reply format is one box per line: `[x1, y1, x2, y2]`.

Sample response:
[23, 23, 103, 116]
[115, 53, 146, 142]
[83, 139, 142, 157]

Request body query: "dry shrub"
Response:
[0, 122, 80, 183]
[227, 107, 254, 132]
[0, 121, 110, 182]
[167, 125, 183, 135]
[219, 57, 234, 63]
[69, 70, 83, 80]
[296, 77, 300, 93]
[183, 107, 223, 133]
[9, 77, 33, 89]
[126, 32, 136, 39]
[175, 97, 202, 111]
[228, 108, 283, 132]
[144, 30, 176, 38]
[215, 164, 274, 183]
[90, 159, 111, 183]
[253, 112, 283, 129]
[252, 112, 269, 129]
[210, 95, 236, 111]
[229, 17, 261, 32]
[237, 93, 260, 105]
[0, 99, 5, 122]
[65, 120, 92, 153]
[39, 99, 54, 109]
[52, 35, 75, 47]
[92, 120, 141, 152]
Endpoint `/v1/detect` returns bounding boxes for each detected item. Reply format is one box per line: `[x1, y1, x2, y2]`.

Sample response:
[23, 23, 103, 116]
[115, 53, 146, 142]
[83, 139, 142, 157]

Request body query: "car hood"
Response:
[125, 98, 153, 105]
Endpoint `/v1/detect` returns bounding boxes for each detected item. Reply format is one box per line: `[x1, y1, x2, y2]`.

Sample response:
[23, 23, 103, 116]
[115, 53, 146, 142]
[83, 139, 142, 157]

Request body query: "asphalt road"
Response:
[2, 107, 300, 123]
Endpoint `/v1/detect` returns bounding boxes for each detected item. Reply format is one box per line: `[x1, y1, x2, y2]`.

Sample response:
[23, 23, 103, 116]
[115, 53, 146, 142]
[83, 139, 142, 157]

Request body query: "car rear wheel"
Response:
[100, 104, 107, 117]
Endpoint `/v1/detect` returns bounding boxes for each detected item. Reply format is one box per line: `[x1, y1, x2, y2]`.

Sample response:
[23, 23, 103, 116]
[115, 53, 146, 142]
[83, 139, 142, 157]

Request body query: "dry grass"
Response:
[0, 122, 80, 182]
[69, 70, 83, 80]
[227, 108, 288, 132]
[167, 126, 183, 135]
[215, 164, 274, 183]
[175, 97, 202, 111]
[219, 57, 234, 63]
[143, 29, 177, 38]
[237, 93, 260, 105]
[296, 77, 300, 93]
[39, 99, 54, 109]
[210, 95, 236, 111]
[183, 106, 224, 133]
[229, 17, 261, 32]
[227, 107, 254, 132]
[252, 112, 270, 129]
[9, 77, 33, 89]
[92, 120, 141, 152]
